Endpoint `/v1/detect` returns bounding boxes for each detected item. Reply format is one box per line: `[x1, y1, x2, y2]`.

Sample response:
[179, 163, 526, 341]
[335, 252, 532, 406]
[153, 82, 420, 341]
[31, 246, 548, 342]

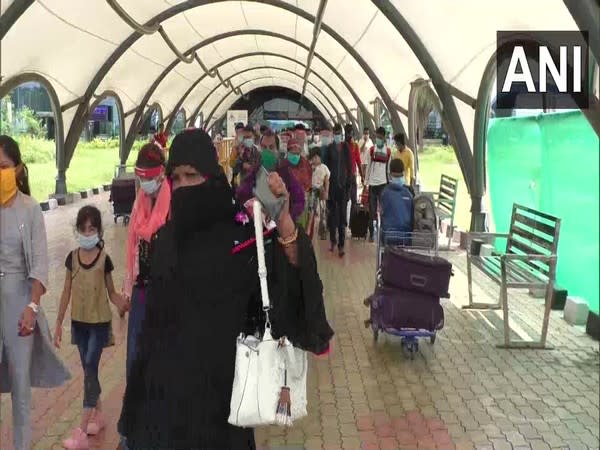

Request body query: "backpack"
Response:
[370, 145, 391, 163]
[412, 194, 437, 249]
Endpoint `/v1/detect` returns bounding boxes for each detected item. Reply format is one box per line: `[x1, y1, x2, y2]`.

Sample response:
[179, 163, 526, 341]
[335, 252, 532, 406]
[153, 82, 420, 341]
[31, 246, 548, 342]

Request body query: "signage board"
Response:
[226, 110, 248, 137]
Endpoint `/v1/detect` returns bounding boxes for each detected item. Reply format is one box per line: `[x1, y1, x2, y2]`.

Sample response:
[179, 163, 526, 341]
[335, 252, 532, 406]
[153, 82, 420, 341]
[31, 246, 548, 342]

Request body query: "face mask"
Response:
[376, 138, 384, 148]
[321, 136, 330, 146]
[243, 138, 254, 149]
[140, 178, 160, 195]
[391, 176, 405, 186]
[171, 178, 234, 238]
[78, 233, 99, 250]
[334, 134, 342, 144]
[261, 150, 278, 171]
[287, 153, 301, 166]
[0, 167, 18, 206]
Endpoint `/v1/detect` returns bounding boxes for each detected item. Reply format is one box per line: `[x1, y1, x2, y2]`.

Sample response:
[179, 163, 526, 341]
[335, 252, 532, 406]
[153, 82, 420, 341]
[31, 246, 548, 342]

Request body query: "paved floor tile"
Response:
[0, 192, 598, 450]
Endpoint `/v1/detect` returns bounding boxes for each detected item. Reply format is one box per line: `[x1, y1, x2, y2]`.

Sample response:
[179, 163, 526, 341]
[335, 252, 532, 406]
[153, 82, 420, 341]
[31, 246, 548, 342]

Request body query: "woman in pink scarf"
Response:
[123, 144, 171, 377]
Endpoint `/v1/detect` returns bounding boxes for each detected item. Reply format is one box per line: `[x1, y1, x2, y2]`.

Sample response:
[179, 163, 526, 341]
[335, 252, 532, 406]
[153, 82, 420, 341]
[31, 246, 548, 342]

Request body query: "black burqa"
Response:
[118, 130, 333, 450]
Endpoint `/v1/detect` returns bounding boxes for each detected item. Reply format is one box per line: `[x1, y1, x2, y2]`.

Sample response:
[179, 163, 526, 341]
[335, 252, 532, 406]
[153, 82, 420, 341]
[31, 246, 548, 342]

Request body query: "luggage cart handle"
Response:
[409, 274, 427, 287]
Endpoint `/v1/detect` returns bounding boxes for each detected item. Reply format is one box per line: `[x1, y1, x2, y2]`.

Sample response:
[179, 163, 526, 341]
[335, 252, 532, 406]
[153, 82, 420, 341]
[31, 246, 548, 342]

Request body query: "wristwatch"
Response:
[27, 302, 39, 314]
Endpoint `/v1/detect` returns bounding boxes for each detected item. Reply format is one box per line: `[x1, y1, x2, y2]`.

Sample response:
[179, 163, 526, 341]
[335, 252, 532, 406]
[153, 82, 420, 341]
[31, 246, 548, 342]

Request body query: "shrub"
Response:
[77, 137, 120, 151]
[17, 135, 55, 164]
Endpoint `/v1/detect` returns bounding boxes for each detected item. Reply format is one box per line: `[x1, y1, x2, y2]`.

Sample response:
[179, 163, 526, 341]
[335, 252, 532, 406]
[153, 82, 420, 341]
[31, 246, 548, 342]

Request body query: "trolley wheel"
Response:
[114, 216, 117, 224]
[373, 327, 379, 343]
[402, 339, 418, 359]
[410, 346, 417, 360]
[124, 216, 130, 225]
[430, 333, 436, 345]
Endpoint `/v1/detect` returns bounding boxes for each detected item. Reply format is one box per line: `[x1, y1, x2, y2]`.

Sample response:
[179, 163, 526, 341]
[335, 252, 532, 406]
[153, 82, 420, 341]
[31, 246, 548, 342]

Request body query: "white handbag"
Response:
[228, 199, 308, 428]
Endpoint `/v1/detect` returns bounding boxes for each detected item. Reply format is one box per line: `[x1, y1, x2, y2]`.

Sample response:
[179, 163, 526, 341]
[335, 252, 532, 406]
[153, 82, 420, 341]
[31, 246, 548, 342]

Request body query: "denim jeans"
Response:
[71, 321, 109, 408]
[367, 184, 387, 239]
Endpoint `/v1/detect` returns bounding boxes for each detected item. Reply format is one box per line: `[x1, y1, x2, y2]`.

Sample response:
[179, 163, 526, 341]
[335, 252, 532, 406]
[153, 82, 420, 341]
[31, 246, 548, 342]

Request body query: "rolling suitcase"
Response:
[367, 284, 444, 332]
[380, 247, 453, 298]
[350, 205, 369, 239]
[110, 174, 136, 224]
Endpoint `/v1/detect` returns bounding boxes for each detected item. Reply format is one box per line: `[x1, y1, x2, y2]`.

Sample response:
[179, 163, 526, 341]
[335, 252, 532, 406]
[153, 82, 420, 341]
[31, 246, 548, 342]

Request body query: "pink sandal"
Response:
[86, 410, 106, 435]
[63, 427, 89, 449]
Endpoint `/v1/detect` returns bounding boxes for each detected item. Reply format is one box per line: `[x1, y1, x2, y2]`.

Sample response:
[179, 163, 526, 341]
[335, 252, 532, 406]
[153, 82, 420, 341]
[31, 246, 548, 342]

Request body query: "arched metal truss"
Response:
[186, 68, 340, 127]
[184, 68, 344, 130]
[1, 0, 597, 229]
[54, 0, 408, 176]
[203, 78, 336, 131]
[0, 72, 66, 194]
[119, 29, 376, 163]
[373, 0, 474, 194]
[563, 0, 600, 65]
[0, 0, 35, 41]
[88, 90, 126, 164]
[178, 51, 370, 130]
[185, 65, 355, 133]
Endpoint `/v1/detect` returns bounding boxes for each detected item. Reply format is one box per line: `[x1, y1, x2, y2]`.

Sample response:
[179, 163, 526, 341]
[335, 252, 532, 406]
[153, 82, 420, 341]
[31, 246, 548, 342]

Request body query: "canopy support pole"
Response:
[300, 0, 328, 102]
[372, 0, 474, 193]
[563, 0, 600, 65]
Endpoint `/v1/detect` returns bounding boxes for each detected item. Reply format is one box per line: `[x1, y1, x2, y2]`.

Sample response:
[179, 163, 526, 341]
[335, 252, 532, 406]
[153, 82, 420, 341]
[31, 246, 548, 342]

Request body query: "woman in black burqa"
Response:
[117, 129, 334, 450]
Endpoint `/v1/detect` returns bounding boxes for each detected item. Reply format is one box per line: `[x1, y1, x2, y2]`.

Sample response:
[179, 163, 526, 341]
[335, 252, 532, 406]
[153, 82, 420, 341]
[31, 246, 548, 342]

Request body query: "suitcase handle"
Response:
[409, 274, 427, 287]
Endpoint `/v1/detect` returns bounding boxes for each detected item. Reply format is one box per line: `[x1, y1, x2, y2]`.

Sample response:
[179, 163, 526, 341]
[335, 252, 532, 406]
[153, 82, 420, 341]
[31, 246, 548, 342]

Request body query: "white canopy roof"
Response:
[2, 0, 580, 127]
[2, 0, 595, 203]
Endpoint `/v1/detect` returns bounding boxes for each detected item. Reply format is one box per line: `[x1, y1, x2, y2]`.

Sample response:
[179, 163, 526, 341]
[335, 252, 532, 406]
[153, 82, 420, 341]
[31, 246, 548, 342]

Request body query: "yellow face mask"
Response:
[0, 167, 18, 206]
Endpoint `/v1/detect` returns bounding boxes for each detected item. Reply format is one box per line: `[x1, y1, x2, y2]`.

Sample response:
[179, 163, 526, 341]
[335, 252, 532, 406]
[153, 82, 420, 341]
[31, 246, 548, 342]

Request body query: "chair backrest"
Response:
[437, 174, 458, 216]
[506, 204, 562, 277]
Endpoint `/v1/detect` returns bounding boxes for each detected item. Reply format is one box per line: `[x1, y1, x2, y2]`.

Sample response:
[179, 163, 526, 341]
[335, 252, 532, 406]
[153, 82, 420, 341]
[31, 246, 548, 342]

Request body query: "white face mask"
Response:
[243, 138, 254, 149]
[140, 178, 160, 195]
[320, 136, 331, 146]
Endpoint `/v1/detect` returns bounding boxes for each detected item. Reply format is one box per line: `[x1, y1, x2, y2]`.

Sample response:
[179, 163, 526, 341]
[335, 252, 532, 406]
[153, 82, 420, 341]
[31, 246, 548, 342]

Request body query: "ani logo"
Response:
[496, 31, 590, 110]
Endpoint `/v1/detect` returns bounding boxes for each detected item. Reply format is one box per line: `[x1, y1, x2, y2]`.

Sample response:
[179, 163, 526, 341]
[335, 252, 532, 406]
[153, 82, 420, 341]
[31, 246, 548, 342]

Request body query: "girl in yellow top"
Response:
[54, 205, 129, 450]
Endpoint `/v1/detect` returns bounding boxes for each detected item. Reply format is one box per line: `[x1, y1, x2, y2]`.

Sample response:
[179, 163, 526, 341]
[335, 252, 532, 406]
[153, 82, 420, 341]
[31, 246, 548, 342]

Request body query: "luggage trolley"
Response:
[365, 214, 450, 360]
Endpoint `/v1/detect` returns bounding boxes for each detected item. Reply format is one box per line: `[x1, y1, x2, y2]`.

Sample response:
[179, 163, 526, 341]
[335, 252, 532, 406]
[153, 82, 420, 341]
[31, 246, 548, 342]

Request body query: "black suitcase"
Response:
[110, 176, 136, 222]
[367, 284, 444, 332]
[381, 247, 453, 298]
[350, 205, 369, 239]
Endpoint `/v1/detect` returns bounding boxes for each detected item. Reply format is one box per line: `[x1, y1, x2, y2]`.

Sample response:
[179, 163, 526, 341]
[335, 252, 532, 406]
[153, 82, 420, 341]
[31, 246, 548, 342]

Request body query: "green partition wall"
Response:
[487, 111, 599, 314]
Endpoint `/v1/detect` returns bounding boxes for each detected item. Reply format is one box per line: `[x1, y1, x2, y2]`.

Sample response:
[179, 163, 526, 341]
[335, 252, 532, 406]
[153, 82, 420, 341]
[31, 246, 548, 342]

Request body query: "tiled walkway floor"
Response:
[1, 193, 598, 450]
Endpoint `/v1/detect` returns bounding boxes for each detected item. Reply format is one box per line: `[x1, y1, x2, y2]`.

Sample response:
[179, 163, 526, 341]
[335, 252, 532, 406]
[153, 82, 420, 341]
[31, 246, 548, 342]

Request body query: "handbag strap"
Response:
[253, 200, 271, 315]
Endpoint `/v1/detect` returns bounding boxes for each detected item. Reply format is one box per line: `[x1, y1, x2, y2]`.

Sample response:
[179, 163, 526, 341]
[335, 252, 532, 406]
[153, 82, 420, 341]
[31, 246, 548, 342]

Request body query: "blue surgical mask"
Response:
[334, 134, 342, 144]
[140, 178, 159, 195]
[376, 138, 384, 148]
[321, 136, 331, 146]
[391, 176, 405, 186]
[243, 138, 254, 149]
[78, 233, 99, 250]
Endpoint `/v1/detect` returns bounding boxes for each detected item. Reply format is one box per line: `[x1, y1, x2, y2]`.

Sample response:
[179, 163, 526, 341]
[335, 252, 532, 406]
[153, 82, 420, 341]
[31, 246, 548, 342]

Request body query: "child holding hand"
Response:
[54, 205, 129, 449]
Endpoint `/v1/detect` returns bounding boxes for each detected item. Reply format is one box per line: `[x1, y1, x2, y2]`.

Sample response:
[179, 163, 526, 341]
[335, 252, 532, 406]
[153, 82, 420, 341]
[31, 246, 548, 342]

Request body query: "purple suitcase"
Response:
[380, 247, 453, 298]
[367, 285, 444, 332]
